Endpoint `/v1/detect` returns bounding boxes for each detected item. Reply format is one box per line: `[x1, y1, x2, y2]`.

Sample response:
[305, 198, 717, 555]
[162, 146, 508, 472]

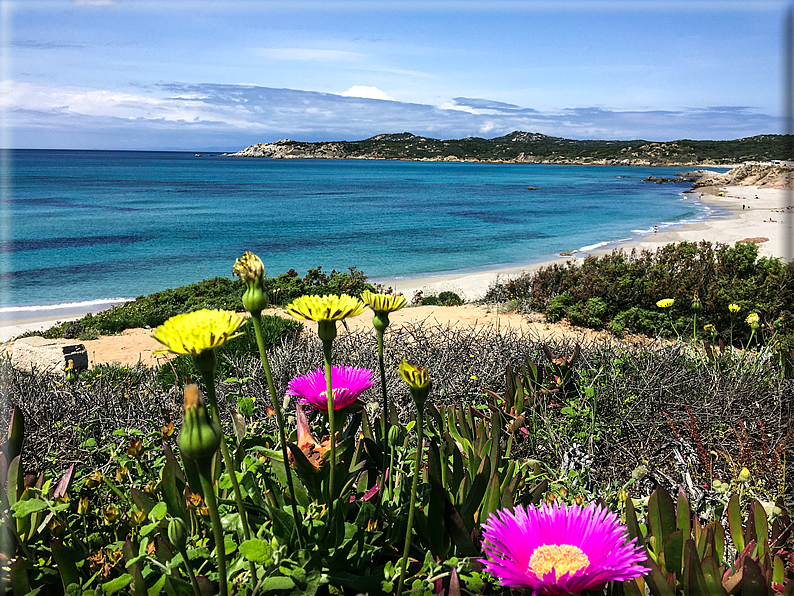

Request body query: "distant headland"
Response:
[225, 131, 794, 168]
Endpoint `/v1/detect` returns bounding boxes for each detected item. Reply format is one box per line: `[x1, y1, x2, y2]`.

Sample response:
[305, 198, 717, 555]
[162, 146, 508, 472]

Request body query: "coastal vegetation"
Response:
[229, 132, 794, 166]
[1, 248, 792, 594]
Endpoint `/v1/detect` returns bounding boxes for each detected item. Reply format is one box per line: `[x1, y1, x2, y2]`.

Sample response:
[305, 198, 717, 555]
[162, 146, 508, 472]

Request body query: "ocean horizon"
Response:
[1, 149, 731, 318]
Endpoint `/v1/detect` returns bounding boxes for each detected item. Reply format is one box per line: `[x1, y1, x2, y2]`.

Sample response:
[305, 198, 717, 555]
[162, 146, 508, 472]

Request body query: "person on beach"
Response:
[653, 226, 657, 234]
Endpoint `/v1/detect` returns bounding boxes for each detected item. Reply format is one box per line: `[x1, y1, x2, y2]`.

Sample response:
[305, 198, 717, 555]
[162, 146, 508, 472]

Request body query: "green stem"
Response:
[176, 543, 202, 596]
[396, 406, 424, 596]
[200, 369, 257, 583]
[693, 312, 697, 344]
[322, 339, 338, 498]
[198, 467, 228, 596]
[377, 328, 389, 448]
[250, 313, 304, 547]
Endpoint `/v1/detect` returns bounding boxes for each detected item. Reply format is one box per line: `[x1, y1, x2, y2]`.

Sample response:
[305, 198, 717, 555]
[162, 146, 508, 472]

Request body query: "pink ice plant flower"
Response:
[286, 365, 375, 412]
[480, 501, 647, 594]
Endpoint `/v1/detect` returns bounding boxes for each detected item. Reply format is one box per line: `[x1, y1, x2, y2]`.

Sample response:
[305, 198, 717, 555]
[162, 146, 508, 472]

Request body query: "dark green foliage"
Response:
[263, 266, 374, 306]
[420, 295, 441, 306]
[249, 132, 794, 165]
[437, 291, 464, 306]
[492, 241, 794, 346]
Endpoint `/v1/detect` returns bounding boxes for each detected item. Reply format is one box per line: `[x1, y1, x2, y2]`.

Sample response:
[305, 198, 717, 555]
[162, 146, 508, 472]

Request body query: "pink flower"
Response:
[286, 365, 374, 413]
[480, 501, 647, 594]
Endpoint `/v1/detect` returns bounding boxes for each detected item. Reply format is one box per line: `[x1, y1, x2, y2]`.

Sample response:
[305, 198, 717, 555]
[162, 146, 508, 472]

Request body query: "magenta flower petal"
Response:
[286, 365, 375, 412]
[480, 501, 647, 594]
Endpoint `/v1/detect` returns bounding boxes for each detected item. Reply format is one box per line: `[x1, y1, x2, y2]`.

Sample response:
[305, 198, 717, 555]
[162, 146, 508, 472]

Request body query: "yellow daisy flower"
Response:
[728, 303, 741, 313]
[285, 294, 365, 322]
[656, 298, 674, 308]
[745, 312, 759, 324]
[361, 290, 407, 313]
[397, 360, 430, 390]
[153, 309, 245, 355]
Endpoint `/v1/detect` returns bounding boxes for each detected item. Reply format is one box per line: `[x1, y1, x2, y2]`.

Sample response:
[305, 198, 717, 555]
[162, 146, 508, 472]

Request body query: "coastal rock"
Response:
[11, 336, 88, 374]
[690, 163, 794, 190]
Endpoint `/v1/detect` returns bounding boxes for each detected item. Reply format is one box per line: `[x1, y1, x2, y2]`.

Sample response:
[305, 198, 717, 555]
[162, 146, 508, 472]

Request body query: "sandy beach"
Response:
[1, 184, 790, 368]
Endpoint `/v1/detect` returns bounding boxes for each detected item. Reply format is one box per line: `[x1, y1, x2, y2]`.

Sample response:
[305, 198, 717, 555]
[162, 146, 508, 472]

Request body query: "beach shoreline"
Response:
[1, 184, 791, 347]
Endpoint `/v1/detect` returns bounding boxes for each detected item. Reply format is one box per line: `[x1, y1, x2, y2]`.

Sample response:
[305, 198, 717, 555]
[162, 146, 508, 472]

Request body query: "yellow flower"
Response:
[232, 251, 264, 284]
[285, 294, 365, 322]
[728, 303, 741, 313]
[745, 313, 759, 324]
[397, 360, 430, 390]
[153, 309, 245, 355]
[704, 323, 715, 332]
[656, 298, 674, 308]
[361, 290, 407, 313]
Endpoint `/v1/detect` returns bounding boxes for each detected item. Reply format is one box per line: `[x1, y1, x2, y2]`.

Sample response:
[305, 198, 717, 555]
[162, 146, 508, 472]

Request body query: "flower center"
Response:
[528, 544, 590, 580]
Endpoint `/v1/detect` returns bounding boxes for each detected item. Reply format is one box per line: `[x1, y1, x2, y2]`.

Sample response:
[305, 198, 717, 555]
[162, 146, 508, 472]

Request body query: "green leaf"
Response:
[258, 577, 295, 591]
[752, 500, 769, 558]
[149, 501, 168, 522]
[648, 487, 676, 553]
[726, 494, 744, 554]
[51, 540, 81, 592]
[102, 574, 133, 594]
[663, 530, 683, 578]
[11, 498, 48, 518]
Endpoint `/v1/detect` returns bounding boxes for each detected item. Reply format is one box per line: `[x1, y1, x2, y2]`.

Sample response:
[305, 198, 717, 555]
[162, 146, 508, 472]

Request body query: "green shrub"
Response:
[568, 297, 608, 328]
[545, 293, 571, 322]
[421, 295, 441, 306]
[438, 291, 464, 306]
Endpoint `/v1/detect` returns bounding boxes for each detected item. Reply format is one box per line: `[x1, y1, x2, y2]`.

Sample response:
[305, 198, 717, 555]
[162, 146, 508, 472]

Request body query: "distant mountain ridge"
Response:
[226, 131, 793, 166]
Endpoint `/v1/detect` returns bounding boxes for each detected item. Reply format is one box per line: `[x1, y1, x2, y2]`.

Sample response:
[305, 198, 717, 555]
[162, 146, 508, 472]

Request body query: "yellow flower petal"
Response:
[361, 290, 407, 313]
[397, 360, 430, 390]
[728, 303, 741, 313]
[656, 298, 674, 308]
[152, 309, 245, 355]
[285, 294, 365, 322]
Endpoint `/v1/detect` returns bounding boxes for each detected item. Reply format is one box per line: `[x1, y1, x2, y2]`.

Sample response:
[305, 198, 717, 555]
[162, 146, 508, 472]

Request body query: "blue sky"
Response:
[1, 0, 790, 150]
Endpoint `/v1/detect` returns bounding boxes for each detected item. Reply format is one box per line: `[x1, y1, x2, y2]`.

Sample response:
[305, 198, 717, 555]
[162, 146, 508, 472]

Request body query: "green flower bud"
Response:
[388, 424, 405, 447]
[692, 298, 701, 312]
[397, 360, 430, 408]
[178, 385, 222, 462]
[233, 252, 269, 314]
[168, 517, 188, 550]
[738, 467, 751, 483]
[631, 465, 648, 481]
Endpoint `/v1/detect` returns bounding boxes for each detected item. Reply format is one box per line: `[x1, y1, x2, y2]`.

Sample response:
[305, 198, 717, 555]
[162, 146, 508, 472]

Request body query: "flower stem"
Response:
[322, 338, 338, 498]
[396, 406, 424, 596]
[198, 465, 228, 596]
[200, 369, 256, 583]
[250, 313, 304, 547]
[376, 327, 389, 450]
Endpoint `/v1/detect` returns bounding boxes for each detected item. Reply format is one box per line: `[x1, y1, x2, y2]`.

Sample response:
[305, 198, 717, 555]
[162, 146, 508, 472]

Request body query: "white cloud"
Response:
[339, 86, 394, 101]
[257, 48, 365, 62]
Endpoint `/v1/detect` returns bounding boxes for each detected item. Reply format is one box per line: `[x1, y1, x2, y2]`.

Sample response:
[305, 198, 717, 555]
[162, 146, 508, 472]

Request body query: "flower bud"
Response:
[388, 424, 405, 448]
[103, 504, 120, 524]
[64, 359, 78, 384]
[692, 298, 701, 312]
[78, 496, 90, 515]
[397, 360, 430, 408]
[130, 507, 147, 526]
[233, 252, 269, 314]
[178, 385, 222, 462]
[631, 465, 648, 481]
[168, 517, 188, 550]
[127, 438, 143, 459]
[738, 467, 751, 483]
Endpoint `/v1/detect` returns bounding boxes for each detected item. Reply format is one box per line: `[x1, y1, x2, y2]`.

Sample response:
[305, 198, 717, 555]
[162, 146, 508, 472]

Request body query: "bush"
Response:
[420, 295, 441, 306]
[438, 291, 464, 306]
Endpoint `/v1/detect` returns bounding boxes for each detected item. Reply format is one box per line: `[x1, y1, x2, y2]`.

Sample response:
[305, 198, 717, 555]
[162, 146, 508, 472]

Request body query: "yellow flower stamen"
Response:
[152, 309, 245, 355]
[528, 544, 590, 580]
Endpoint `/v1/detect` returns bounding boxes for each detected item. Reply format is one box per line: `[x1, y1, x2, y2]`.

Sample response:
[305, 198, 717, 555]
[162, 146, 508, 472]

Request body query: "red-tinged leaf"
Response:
[448, 566, 461, 596]
[10, 557, 31, 595]
[6, 455, 22, 507]
[52, 464, 75, 500]
[5, 406, 24, 463]
[130, 488, 156, 516]
[677, 487, 692, 538]
[701, 522, 725, 566]
[644, 556, 676, 596]
[727, 494, 744, 554]
[362, 482, 380, 501]
[741, 557, 771, 596]
[700, 556, 724, 596]
[161, 453, 186, 522]
[683, 538, 709, 595]
[752, 500, 769, 558]
[772, 555, 785, 585]
[663, 530, 683, 578]
[625, 494, 643, 542]
[648, 487, 676, 553]
[51, 540, 80, 592]
[444, 498, 479, 556]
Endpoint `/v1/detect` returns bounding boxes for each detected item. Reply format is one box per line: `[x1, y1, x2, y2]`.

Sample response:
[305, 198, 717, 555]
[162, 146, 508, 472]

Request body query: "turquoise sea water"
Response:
[0, 150, 729, 316]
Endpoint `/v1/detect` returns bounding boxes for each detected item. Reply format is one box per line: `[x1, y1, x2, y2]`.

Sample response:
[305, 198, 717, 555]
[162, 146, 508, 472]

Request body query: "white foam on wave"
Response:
[0, 297, 131, 314]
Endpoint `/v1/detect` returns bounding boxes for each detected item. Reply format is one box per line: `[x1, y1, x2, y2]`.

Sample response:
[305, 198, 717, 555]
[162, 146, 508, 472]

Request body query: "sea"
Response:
[0, 149, 731, 319]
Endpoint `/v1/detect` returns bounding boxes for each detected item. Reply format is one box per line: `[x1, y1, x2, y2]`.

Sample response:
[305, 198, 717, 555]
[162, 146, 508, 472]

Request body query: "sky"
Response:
[0, 0, 792, 151]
